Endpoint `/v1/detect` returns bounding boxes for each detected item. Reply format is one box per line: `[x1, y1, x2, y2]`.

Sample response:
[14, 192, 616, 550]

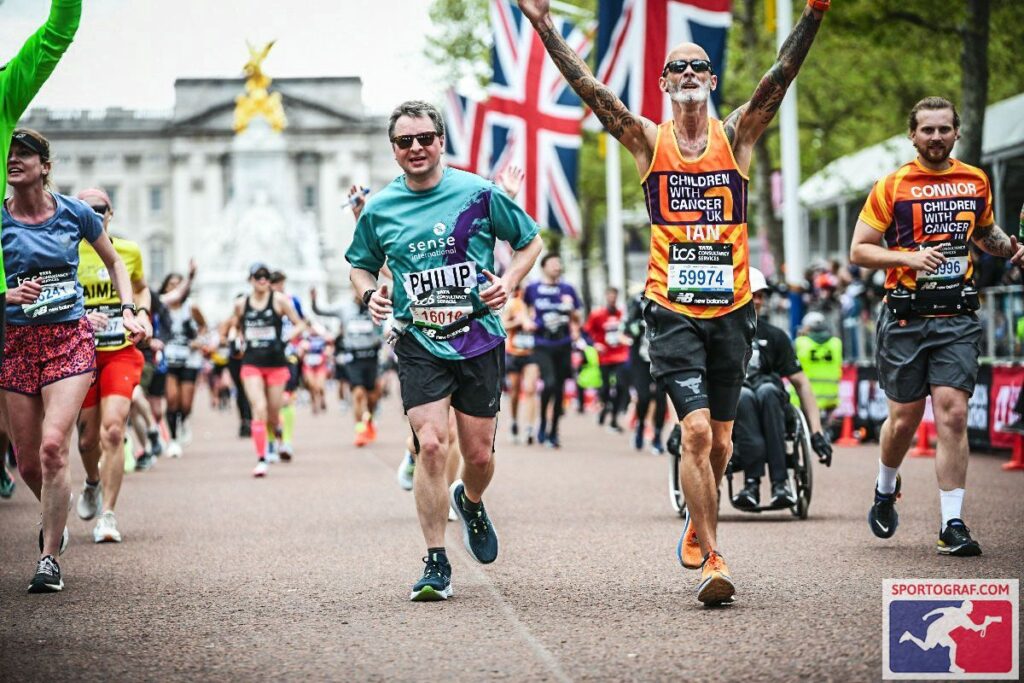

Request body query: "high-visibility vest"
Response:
[795, 335, 842, 410]
[577, 345, 603, 389]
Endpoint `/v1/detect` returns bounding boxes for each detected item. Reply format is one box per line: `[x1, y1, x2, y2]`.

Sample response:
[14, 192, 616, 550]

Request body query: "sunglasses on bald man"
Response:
[662, 59, 714, 76]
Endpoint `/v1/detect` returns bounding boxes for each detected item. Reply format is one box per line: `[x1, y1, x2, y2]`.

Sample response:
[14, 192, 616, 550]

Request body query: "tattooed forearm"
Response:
[535, 22, 644, 140]
[748, 6, 823, 122]
[722, 105, 746, 146]
[973, 224, 1015, 258]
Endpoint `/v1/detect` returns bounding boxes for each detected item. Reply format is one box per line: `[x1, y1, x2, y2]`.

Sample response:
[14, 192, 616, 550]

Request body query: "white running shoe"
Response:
[253, 461, 269, 478]
[93, 511, 122, 543]
[77, 482, 103, 520]
[266, 442, 281, 464]
[396, 452, 415, 491]
[166, 440, 183, 458]
[180, 418, 193, 445]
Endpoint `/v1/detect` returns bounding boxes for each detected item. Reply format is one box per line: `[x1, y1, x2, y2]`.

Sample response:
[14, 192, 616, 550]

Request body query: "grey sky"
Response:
[0, 0, 444, 115]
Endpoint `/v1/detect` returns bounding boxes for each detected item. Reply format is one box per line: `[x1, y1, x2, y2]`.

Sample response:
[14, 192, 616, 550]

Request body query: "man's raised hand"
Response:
[517, 0, 550, 23]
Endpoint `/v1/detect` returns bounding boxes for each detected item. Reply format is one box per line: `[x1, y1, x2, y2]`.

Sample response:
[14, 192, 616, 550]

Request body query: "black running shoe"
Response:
[449, 480, 499, 564]
[732, 479, 759, 510]
[937, 519, 982, 556]
[27, 555, 63, 593]
[136, 452, 155, 471]
[769, 481, 796, 509]
[868, 474, 901, 539]
[409, 552, 452, 601]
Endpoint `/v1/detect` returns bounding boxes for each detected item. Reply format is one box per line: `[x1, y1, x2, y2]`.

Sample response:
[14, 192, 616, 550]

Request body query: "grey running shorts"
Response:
[875, 307, 982, 403]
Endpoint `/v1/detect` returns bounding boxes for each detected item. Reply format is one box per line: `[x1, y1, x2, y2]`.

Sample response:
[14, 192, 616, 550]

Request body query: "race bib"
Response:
[164, 344, 191, 363]
[917, 241, 969, 283]
[403, 261, 478, 341]
[91, 304, 126, 349]
[513, 333, 535, 351]
[305, 352, 324, 366]
[20, 267, 78, 320]
[247, 324, 277, 343]
[666, 242, 734, 306]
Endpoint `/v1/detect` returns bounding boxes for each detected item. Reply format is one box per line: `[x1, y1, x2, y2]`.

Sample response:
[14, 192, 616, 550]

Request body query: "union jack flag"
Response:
[444, 0, 591, 237]
[593, 0, 731, 124]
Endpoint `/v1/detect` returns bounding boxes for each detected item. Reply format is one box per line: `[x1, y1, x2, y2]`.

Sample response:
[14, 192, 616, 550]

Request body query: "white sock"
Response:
[877, 461, 899, 494]
[940, 488, 965, 527]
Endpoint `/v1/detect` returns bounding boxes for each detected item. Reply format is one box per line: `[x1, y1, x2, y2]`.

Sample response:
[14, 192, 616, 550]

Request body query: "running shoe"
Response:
[27, 555, 63, 593]
[769, 481, 796, 509]
[239, 421, 252, 438]
[632, 428, 644, 451]
[365, 420, 378, 443]
[868, 474, 901, 539]
[696, 551, 735, 605]
[676, 507, 702, 570]
[409, 552, 452, 601]
[537, 425, 546, 446]
[607, 423, 624, 434]
[732, 479, 759, 510]
[93, 511, 123, 543]
[449, 480, 499, 564]
[546, 435, 561, 449]
[166, 440, 183, 458]
[0, 466, 15, 498]
[266, 442, 281, 464]
[77, 482, 103, 520]
[354, 422, 372, 447]
[253, 461, 269, 478]
[180, 418, 193, 445]
[526, 426, 535, 446]
[147, 428, 164, 456]
[650, 434, 665, 456]
[937, 519, 982, 557]
[279, 443, 293, 462]
[135, 452, 155, 471]
[396, 452, 415, 491]
[510, 422, 520, 445]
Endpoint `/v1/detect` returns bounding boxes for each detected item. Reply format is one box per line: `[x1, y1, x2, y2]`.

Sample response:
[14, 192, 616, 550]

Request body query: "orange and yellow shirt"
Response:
[642, 118, 750, 319]
[859, 157, 993, 291]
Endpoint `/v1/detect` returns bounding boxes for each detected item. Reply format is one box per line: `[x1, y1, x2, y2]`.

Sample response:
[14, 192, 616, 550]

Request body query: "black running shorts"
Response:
[643, 300, 756, 421]
[505, 353, 537, 374]
[395, 334, 504, 417]
[346, 357, 379, 390]
[875, 308, 981, 403]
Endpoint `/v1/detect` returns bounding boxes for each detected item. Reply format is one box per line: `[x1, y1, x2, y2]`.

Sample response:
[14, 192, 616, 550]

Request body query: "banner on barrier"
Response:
[989, 366, 1024, 449]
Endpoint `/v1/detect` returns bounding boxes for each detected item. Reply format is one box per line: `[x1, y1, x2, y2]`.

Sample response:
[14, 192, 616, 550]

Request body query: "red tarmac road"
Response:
[2, 392, 1022, 681]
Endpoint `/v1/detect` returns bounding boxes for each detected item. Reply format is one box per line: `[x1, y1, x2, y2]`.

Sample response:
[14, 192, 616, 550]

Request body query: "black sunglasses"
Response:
[252, 271, 270, 281]
[90, 205, 109, 216]
[662, 59, 713, 76]
[391, 132, 438, 150]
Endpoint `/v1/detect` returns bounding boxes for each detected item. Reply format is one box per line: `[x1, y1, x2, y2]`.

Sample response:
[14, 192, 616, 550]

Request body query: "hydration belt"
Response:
[885, 280, 979, 322]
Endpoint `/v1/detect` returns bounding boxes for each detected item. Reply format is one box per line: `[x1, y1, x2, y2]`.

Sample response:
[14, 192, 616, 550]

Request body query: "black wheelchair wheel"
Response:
[668, 425, 685, 517]
[790, 409, 814, 519]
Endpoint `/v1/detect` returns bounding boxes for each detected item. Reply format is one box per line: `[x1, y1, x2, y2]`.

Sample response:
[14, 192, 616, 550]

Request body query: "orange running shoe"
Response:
[354, 422, 371, 447]
[365, 419, 378, 443]
[696, 550, 735, 605]
[676, 508, 702, 570]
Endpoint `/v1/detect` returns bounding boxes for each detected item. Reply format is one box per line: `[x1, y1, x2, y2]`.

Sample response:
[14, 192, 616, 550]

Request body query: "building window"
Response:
[148, 243, 166, 282]
[104, 186, 118, 210]
[149, 186, 164, 214]
[304, 185, 317, 209]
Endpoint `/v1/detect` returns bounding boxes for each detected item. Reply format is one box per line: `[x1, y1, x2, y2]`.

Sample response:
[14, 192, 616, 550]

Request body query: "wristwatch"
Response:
[121, 302, 138, 315]
[362, 289, 376, 307]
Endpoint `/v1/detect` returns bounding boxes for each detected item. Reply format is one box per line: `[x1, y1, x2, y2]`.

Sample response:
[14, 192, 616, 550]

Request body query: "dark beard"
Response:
[915, 141, 953, 163]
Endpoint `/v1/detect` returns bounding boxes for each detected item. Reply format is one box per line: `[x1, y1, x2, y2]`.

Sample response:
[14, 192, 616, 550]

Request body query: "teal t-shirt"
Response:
[345, 167, 539, 361]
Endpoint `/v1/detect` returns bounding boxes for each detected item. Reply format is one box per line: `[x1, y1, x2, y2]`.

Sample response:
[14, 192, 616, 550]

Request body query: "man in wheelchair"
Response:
[731, 269, 833, 510]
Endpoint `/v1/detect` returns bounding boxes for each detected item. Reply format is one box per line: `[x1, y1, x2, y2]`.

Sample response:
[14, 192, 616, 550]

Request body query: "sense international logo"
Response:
[883, 579, 1018, 680]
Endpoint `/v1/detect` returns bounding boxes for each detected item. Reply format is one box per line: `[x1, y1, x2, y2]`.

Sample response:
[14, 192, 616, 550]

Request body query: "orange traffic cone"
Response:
[834, 414, 859, 447]
[1002, 433, 1024, 471]
[911, 422, 935, 457]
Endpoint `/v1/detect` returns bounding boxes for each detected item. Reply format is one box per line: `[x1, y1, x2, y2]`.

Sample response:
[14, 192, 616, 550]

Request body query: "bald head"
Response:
[665, 42, 710, 64]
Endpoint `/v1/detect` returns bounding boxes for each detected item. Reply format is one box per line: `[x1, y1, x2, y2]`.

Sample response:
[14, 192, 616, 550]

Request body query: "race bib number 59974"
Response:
[666, 242, 734, 306]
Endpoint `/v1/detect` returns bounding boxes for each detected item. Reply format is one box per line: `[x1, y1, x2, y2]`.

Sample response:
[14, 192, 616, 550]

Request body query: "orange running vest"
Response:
[642, 118, 750, 319]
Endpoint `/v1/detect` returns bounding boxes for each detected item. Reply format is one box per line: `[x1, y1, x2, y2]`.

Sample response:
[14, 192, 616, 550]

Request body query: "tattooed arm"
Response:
[518, 0, 656, 173]
[972, 223, 1024, 266]
[724, 3, 826, 172]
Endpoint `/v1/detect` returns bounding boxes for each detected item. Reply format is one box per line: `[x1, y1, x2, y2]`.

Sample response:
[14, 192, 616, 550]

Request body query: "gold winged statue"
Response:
[233, 40, 288, 133]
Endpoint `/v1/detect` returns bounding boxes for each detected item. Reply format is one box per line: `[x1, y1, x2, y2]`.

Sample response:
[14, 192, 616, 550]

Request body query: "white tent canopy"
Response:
[800, 93, 1024, 210]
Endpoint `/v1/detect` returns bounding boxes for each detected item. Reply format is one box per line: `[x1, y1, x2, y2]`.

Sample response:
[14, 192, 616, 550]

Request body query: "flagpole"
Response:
[776, 0, 806, 335]
[605, 132, 625, 292]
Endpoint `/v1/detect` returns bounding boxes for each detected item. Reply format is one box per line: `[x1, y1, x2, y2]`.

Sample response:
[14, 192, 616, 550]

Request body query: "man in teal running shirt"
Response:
[0, 1, 82, 353]
[347, 100, 542, 601]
